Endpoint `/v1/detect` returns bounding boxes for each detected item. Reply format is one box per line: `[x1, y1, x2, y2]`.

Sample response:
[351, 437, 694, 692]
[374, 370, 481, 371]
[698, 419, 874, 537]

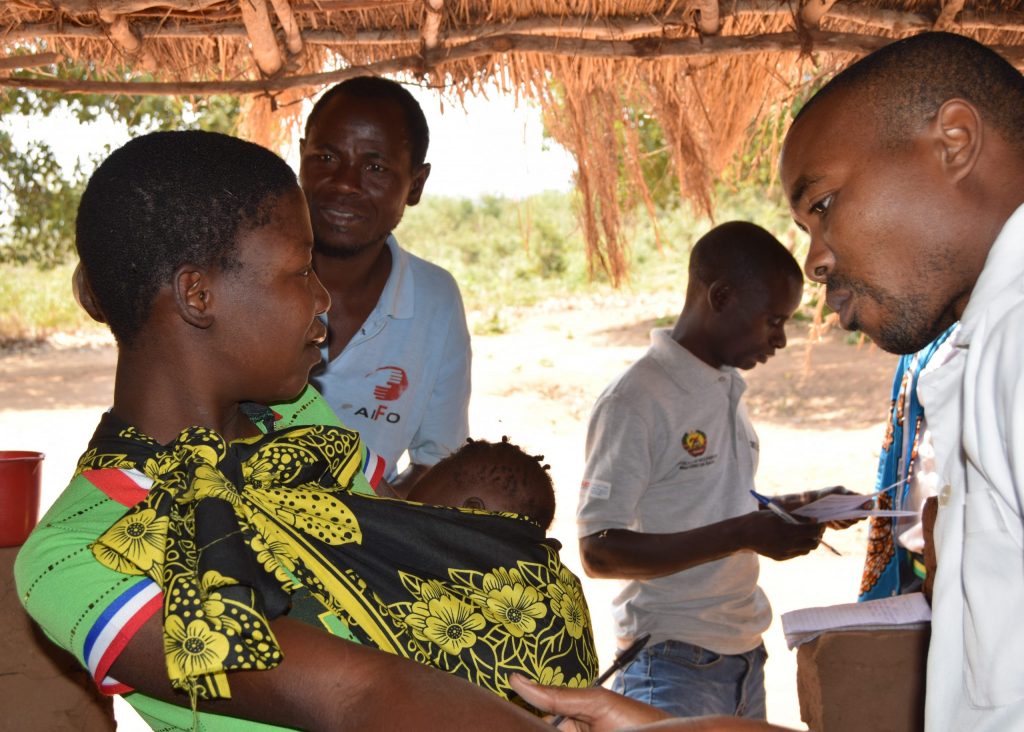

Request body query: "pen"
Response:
[749, 490, 843, 556]
[550, 633, 651, 727]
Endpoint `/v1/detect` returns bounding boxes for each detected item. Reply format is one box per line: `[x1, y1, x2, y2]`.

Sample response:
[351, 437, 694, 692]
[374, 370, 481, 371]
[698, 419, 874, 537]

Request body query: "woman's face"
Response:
[210, 187, 331, 405]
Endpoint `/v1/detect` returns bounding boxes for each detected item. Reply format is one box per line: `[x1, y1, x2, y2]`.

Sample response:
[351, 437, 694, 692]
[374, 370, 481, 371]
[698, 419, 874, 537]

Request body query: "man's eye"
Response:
[809, 194, 833, 215]
[366, 163, 386, 173]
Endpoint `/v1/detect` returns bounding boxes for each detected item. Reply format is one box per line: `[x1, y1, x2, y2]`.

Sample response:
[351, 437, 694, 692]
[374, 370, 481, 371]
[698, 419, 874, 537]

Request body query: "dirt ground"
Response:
[0, 292, 898, 730]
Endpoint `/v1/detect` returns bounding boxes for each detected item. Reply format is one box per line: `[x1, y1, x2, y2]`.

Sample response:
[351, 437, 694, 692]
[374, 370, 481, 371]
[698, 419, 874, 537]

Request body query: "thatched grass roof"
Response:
[4, 1, 1024, 280]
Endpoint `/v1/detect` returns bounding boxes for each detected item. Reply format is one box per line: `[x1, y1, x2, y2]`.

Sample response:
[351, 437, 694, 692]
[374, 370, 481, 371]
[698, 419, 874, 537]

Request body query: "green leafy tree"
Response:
[1, 70, 239, 268]
[0, 130, 88, 267]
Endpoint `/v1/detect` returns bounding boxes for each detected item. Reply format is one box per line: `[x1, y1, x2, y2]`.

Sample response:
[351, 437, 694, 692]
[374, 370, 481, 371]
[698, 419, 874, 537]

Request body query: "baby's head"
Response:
[408, 437, 556, 530]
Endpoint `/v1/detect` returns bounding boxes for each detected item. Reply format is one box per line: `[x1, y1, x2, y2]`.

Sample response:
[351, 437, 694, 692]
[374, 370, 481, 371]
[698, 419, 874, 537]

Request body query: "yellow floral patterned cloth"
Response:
[83, 411, 598, 707]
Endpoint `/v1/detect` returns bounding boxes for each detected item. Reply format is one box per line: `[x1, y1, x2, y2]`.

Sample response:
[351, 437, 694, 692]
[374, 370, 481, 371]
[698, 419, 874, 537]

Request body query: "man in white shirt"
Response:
[577, 221, 828, 719]
[780, 31, 1024, 731]
[301, 77, 471, 495]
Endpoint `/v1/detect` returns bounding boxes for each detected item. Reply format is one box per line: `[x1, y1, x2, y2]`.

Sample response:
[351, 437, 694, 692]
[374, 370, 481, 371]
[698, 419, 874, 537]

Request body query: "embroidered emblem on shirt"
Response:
[368, 366, 409, 401]
[681, 430, 707, 457]
[581, 479, 611, 500]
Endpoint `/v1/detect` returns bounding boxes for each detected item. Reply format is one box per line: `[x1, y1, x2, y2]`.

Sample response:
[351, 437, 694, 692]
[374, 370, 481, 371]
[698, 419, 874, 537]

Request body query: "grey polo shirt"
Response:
[577, 328, 771, 654]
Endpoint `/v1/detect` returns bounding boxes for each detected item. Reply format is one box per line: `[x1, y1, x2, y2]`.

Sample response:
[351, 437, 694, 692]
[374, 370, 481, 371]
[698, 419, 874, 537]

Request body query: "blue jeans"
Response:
[612, 639, 767, 719]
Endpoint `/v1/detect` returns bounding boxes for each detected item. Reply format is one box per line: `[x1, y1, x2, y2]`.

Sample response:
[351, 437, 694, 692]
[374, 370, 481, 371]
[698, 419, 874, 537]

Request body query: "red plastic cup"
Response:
[0, 451, 44, 547]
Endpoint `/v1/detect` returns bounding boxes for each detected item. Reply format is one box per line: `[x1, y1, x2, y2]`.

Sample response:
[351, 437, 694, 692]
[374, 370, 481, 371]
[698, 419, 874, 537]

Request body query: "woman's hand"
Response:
[509, 674, 672, 731]
[508, 674, 796, 732]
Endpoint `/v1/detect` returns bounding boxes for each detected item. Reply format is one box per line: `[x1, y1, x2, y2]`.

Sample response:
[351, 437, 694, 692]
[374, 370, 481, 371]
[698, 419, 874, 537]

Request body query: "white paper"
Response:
[781, 593, 932, 649]
[790, 492, 918, 522]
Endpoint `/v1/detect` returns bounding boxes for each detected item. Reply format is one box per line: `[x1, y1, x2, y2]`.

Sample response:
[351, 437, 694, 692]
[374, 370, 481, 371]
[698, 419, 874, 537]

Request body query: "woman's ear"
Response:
[72, 262, 107, 324]
[173, 265, 215, 329]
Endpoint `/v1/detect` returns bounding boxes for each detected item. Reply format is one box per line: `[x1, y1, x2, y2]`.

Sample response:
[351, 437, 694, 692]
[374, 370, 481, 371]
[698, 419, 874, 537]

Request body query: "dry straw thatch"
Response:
[4, 1, 1024, 281]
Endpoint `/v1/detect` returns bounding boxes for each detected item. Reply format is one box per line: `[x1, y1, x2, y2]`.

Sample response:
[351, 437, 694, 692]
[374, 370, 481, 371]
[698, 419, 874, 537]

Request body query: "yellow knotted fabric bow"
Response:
[82, 413, 598, 710]
[84, 421, 365, 702]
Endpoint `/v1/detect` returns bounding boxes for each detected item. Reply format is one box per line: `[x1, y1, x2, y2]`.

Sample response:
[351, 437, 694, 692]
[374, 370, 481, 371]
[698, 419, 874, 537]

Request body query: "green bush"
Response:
[0, 187, 808, 342]
[0, 262, 101, 341]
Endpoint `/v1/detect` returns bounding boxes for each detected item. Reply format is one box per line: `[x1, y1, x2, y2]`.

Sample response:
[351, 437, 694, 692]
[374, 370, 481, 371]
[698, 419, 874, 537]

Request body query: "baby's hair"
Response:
[437, 436, 556, 530]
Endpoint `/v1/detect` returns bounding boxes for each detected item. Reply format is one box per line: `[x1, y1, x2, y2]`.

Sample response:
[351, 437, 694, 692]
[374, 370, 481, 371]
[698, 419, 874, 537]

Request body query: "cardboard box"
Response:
[796, 627, 929, 732]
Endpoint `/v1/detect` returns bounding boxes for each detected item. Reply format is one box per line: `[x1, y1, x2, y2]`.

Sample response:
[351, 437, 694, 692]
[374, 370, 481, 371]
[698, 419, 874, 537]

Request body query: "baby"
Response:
[408, 437, 556, 530]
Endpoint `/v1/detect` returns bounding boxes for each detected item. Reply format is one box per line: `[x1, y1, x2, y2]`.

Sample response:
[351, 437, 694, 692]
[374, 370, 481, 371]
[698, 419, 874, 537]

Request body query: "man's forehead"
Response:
[309, 94, 404, 134]
[782, 92, 864, 186]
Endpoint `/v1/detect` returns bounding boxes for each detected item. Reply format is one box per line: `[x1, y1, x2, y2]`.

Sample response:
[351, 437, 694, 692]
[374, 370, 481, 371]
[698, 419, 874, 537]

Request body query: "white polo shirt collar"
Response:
[647, 328, 747, 397]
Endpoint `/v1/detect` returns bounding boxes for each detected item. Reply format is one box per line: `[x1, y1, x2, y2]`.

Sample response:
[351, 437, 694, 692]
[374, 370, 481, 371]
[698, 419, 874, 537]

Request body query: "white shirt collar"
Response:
[958, 203, 1024, 345]
[648, 328, 745, 395]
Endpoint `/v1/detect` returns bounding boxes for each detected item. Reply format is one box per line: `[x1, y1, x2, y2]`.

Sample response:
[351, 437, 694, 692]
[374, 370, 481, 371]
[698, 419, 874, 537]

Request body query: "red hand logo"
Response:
[370, 366, 408, 401]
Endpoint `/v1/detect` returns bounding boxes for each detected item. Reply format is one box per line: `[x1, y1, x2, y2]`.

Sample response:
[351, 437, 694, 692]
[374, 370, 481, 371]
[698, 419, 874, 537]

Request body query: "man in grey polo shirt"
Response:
[577, 221, 827, 720]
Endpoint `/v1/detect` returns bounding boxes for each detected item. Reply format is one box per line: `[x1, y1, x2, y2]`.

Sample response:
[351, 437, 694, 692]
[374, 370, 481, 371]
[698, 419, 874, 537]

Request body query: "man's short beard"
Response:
[314, 236, 378, 260]
[872, 312, 951, 355]
[831, 274, 955, 355]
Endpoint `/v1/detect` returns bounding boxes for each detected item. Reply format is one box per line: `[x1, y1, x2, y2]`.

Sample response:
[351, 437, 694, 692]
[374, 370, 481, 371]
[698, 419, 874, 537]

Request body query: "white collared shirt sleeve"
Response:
[577, 391, 653, 537]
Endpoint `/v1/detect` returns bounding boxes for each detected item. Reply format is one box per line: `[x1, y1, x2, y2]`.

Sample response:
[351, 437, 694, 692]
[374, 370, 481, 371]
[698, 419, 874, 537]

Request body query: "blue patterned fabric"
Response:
[858, 325, 957, 601]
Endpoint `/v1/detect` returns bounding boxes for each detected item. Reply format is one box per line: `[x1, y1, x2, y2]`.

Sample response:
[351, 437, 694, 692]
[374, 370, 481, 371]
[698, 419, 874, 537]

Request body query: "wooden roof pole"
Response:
[0, 52, 63, 72]
[12, 6, 1024, 44]
[45, 0, 224, 13]
[422, 0, 444, 51]
[239, 0, 283, 77]
[6, 31, 1024, 96]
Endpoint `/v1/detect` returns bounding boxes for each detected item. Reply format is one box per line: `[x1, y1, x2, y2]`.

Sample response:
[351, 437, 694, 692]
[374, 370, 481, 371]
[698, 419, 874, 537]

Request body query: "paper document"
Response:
[790, 491, 918, 522]
[781, 592, 932, 649]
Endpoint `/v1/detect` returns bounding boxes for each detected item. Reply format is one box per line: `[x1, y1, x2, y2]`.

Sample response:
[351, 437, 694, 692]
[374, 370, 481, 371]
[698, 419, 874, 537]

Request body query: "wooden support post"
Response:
[239, 0, 283, 77]
[801, 0, 841, 28]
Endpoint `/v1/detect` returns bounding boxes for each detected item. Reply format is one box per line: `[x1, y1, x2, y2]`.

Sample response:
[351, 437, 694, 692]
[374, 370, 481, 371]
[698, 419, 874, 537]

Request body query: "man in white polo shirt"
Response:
[301, 77, 471, 495]
[577, 222, 827, 719]
[780, 31, 1024, 731]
